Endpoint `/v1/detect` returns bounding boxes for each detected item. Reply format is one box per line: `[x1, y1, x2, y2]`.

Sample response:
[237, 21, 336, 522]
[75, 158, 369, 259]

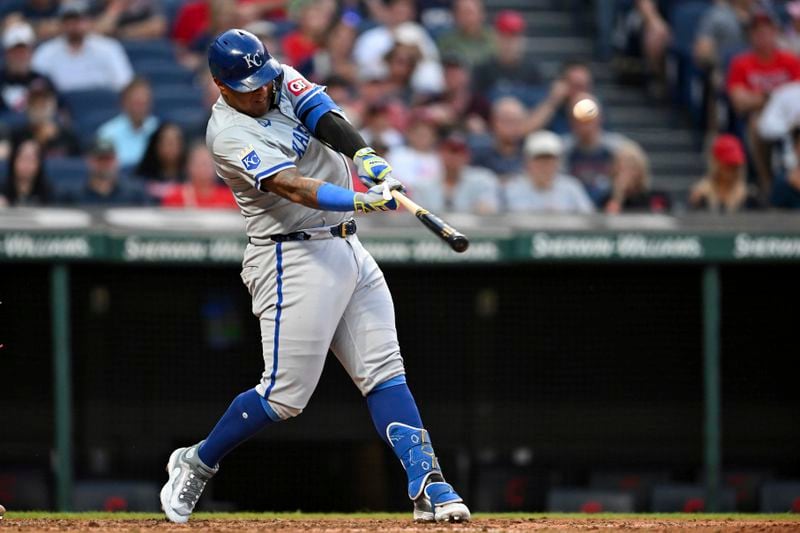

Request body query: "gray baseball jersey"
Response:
[207, 65, 405, 420]
[207, 64, 353, 238]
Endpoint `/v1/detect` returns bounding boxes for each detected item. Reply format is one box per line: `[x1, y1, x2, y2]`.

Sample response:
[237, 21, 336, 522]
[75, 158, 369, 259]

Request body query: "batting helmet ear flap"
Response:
[271, 71, 284, 109]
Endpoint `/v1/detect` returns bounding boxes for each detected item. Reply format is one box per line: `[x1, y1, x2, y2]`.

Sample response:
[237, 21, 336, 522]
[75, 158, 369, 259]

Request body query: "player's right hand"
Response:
[353, 178, 404, 213]
[353, 147, 393, 188]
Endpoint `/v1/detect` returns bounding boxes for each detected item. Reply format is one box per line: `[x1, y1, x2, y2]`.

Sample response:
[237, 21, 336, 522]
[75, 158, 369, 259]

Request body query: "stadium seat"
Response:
[122, 39, 176, 63]
[160, 106, 209, 138]
[546, 488, 635, 512]
[62, 90, 121, 148]
[651, 484, 737, 512]
[589, 470, 671, 511]
[135, 59, 195, 85]
[760, 481, 800, 512]
[45, 157, 89, 193]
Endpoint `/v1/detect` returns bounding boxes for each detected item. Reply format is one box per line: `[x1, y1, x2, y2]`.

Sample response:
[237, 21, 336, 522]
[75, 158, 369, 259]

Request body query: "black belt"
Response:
[248, 219, 357, 245]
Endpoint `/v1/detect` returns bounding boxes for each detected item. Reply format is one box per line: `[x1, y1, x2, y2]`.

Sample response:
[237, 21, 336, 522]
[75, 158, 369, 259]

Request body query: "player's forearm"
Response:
[263, 170, 357, 211]
[263, 173, 324, 208]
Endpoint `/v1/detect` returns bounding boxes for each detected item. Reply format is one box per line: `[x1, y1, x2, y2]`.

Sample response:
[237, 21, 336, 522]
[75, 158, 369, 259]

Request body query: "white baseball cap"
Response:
[3, 22, 35, 50]
[524, 130, 563, 158]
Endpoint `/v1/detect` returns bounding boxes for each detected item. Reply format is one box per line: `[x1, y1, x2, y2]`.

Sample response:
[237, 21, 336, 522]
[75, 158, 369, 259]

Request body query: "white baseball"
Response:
[573, 98, 599, 122]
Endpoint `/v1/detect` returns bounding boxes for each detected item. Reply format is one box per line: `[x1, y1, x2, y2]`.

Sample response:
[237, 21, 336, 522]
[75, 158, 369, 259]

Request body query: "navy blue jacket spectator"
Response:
[57, 138, 150, 206]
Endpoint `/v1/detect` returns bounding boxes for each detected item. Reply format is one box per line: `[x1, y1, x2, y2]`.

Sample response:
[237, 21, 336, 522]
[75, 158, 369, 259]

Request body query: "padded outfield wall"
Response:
[1, 209, 799, 512]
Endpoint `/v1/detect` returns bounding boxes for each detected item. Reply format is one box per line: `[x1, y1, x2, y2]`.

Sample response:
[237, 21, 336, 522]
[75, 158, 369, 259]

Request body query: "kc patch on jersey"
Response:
[239, 145, 262, 171]
[287, 77, 311, 96]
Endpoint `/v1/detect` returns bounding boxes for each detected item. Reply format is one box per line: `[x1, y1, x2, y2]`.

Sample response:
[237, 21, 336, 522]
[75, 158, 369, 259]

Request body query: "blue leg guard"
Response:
[423, 480, 463, 506]
[386, 422, 443, 500]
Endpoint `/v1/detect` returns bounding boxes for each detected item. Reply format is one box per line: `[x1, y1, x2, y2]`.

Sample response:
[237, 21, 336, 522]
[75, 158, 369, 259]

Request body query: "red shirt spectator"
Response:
[162, 184, 237, 208]
[162, 144, 238, 209]
[727, 48, 800, 94]
[172, 0, 286, 46]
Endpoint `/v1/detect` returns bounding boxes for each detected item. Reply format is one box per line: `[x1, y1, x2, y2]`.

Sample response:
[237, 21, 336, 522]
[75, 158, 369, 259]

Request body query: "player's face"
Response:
[217, 79, 274, 118]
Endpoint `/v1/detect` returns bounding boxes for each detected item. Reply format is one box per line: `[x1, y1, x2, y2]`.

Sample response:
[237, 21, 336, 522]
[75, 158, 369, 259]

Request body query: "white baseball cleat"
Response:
[413, 479, 471, 523]
[160, 444, 218, 523]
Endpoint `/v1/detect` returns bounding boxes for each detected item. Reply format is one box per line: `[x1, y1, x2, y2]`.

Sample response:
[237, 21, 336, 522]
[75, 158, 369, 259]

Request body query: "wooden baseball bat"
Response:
[391, 190, 470, 253]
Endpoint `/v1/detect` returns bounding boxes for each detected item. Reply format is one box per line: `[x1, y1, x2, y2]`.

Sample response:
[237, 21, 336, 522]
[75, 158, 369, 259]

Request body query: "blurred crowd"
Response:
[1, 0, 800, 214]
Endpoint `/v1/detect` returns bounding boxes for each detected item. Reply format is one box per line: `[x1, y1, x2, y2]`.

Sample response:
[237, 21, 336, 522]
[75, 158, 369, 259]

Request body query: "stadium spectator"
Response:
[604, 140, 671, 214]
[561, 95, 629, 206]
[756, 80, 800, 172]
[779, 1, 800, 55]
[175, 0, 240, 72]
[162, 143, 236, 209]
[1, 0, 61, 40]
[383, 29, 445, 103]
[410, 132, 500, 214]
[387, 110, 441, 190]
[323, 75, 362, 127]
[527, 61, 594, 135]
[93, 0, 167, 40]
[472, 10, 542, 102]
[471, 96, 527, 178]
[689, 133, 759, 212]
[134, 122, 187, 198]
[310, 14, 359, 84]
[504, 130, 594, 214]
[0, 137, 51, 207]
[353, 0, 440, 82]
[281, 0, 336, 69]
[0, 22, 49, 122]
[97, 77, 159, 169]
[770, 126, 800, 208]
[421, 54, 490, 134]
[11, 77, 81, 157]
[727, 11, 800, 192]
[57, 137, 149, 206]
[360, 101, 404, 150]
[437, 0, 495, 66]
[31, 0, 134, 93]
[244, 20, 283, 62]
[611, 0, 671, 95]
[694, 0, 755, 68]
[172, 0, 286, 47]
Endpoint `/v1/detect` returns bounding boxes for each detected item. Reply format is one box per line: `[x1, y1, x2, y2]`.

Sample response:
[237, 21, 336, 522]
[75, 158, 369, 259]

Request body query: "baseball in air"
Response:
[573, 98, 599, 122]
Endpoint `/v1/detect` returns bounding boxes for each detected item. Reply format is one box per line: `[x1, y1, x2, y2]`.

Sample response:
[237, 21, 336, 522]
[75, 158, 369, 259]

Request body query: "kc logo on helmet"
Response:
[243, 52, 263, 69]
[288, 78, 311, 96]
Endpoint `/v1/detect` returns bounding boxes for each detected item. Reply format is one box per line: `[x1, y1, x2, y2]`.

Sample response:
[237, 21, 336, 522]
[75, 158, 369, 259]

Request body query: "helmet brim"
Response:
[220, 57, 282, 93]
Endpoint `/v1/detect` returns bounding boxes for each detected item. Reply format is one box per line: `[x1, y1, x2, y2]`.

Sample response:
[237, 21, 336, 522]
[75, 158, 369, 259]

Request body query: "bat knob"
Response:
[450, 235, 469, 253]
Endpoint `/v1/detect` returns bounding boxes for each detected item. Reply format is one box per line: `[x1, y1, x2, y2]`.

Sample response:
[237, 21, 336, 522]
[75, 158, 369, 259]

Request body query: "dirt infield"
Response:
[3, 517, 800, 532]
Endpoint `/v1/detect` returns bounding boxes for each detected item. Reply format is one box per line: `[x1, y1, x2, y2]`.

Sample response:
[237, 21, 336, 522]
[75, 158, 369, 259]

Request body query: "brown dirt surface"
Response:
[3, 518, 800, 533]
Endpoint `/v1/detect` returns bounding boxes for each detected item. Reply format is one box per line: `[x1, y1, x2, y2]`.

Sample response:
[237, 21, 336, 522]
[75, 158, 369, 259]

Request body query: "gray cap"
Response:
[524, 131, 563, 158]
[60, 0, 91, 18]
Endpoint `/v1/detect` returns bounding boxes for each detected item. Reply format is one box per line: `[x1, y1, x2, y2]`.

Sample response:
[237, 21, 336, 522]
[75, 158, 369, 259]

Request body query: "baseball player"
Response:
[159, 29, 470, 524]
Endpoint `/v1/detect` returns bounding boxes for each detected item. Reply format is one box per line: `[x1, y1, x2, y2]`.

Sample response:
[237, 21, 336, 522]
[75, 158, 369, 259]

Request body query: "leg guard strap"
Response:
[424, 481, 463, 505]
[386, 422, 441, 499]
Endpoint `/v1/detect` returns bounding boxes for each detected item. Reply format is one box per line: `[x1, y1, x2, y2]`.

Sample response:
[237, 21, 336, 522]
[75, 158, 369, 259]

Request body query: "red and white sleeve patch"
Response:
[287, 77, 312, 96]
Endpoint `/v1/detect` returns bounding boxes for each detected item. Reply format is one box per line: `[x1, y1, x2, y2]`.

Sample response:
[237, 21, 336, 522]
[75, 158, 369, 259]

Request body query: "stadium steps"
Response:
[485, 0, 706, 202]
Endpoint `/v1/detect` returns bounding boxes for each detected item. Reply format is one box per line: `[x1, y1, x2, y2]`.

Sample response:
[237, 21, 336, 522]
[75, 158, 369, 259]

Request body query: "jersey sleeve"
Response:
[280, 65, 343, 133]
[212, 128, 297, 190]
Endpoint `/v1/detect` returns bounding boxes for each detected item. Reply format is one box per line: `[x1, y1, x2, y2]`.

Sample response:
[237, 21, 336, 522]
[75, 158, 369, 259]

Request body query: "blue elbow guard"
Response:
[296, 90, 339, 132]
[316, 182, 355, 211]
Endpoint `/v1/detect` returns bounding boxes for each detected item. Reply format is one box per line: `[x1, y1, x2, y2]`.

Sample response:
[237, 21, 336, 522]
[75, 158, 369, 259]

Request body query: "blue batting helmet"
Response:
[208, 29, 282, 93]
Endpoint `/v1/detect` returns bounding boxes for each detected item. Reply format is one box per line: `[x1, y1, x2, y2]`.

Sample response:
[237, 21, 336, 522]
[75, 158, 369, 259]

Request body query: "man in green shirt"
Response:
[436, 0, 496, 66]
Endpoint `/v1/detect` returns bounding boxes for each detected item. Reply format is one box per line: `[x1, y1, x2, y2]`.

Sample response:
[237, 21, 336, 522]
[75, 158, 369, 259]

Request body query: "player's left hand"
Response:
[353, 177, 404, 213]
[353, 147, 393, 188]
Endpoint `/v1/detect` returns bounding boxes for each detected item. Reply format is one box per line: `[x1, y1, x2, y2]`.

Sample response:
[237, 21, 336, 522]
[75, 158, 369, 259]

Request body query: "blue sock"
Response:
[366, 375, 423, 444]
[198, 388, 274, 467]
